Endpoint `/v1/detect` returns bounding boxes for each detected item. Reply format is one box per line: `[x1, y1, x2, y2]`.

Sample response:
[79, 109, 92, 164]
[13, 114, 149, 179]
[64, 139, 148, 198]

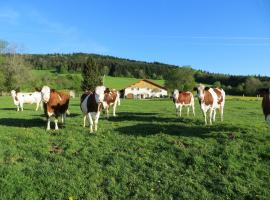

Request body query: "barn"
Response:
[121, 79, 168, 99]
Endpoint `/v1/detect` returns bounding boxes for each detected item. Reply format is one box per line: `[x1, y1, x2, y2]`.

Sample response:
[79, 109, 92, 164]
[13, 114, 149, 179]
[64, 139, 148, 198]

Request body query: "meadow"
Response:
[0, 95, 270, 199]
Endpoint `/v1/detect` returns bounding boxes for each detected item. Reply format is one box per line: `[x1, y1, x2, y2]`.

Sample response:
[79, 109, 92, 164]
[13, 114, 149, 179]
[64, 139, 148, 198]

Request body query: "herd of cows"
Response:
[10, 84, 270, 132]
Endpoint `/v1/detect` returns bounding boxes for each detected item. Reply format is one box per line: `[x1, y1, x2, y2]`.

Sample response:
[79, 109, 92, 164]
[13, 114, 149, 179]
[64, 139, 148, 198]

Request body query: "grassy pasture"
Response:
[0, 96, 270, 199]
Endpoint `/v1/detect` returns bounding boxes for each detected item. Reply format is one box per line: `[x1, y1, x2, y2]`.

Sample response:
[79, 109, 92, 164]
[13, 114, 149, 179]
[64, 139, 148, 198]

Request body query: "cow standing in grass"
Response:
[11, 90, 42, 111]
[194, 84, 225, 125]
[80, 86, 106, 133]
[103, 88, 121, 118]
[258, 88, 270, 127]
[41, 86, 70, 130]
[172, 89, 195, 117]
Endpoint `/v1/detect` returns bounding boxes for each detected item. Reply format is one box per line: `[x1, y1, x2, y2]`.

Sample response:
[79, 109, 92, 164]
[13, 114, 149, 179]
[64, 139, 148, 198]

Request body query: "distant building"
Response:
[121, 79, 168, 99]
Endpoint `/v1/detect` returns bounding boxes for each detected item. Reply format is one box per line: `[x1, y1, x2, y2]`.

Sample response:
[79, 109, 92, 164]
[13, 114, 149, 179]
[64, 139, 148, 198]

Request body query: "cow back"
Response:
[214, 88, 223, 104]
[203, 90, 214, 106]
[178, 92, 192, 104]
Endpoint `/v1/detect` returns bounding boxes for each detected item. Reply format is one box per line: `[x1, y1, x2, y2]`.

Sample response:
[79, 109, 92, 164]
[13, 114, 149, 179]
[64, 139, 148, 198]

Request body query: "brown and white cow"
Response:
[80, 86, 106, 133]
[41, 86, 70, 130]
[172, 89, 195, 117]
[103, 88, 121, 118]
[194, 84, 225, 125]
[258, 88, 270, 127]
[11, 90, 42, 111]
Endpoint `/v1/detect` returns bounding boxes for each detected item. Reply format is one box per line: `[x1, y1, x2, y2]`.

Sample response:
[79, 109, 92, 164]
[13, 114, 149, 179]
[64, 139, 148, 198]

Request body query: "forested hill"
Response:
[24, 53, 178, 80]
[22, 53, 270, 94]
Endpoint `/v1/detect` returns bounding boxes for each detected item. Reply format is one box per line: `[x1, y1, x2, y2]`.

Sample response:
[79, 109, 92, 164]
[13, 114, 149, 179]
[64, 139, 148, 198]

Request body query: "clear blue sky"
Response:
[1, 0, 270, 76]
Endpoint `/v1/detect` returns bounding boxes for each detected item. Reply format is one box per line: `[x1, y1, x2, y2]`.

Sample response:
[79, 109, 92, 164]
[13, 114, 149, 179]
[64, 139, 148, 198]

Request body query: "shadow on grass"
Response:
[0, 118, 45, 128]
[108, 111, 198, 124]
[115, 122, 247, 139]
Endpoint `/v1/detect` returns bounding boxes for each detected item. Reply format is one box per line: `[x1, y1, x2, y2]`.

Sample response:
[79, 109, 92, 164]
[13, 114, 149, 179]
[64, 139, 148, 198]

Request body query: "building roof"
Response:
[124, 79, 167, 90]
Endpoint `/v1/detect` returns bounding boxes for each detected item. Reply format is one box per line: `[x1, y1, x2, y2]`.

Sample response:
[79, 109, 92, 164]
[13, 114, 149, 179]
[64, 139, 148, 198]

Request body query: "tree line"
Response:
[1, 40, 269, 96]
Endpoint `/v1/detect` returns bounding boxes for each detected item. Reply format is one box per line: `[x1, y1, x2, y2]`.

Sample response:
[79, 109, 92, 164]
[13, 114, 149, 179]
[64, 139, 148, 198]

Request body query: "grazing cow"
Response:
[11, 90, 42, 111]
[103, 88, 121, 118]
[80, 86, 106, 133]
[41, 86, 70, 130]
[172, 89, 195, 117]
[258, 88, 270, 127]
[194, 84, 225, 125]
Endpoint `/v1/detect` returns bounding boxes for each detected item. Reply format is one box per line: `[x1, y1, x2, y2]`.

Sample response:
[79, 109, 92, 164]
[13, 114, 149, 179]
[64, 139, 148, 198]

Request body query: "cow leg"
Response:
[83, 114, 87, 127]
[88, 113, 94, 133]
[220, 106, 224, 122]
[17, 105, 19, 112]
[209, 108, 213, 125]
[46, 117, 51, 131]
[113, 103, 117, 117]
[61, 113, 66, 123]
[179, 105, 182, 117]
[94, 111, 100, 132]
[20, 102, 23, 111]
[202, 110, 207, 125]
[192, 105, 195, 116]
[187, 106, 190, 116]
[106, 107, 109, 119]
[175, 104, 179, 116]
[54, 117, 59, 130]
[35, 102, 39, 111]
[212, 109, 216, 122]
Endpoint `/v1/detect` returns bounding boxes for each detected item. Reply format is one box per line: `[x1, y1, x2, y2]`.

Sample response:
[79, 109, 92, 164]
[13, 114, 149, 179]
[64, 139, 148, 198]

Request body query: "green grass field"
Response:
[0, 96, 270, 199]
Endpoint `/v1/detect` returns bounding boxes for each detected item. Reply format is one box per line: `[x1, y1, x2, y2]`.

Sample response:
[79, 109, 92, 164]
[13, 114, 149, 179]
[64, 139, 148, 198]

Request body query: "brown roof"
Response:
[124, 79, 167, 90]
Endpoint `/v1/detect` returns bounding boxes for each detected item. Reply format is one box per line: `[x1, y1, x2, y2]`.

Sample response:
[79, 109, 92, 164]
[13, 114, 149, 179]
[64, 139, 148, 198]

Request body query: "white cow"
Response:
[194, 84, 225, 125]
[11, 90, 42, 111]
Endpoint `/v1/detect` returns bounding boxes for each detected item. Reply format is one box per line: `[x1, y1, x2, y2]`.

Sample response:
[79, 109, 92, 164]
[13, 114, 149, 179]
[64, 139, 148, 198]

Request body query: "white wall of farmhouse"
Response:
[124, 87, 168, 99]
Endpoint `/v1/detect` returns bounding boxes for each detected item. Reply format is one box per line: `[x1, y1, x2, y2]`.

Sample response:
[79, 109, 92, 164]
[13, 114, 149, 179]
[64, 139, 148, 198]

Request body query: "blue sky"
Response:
[1, 0, 270, 76]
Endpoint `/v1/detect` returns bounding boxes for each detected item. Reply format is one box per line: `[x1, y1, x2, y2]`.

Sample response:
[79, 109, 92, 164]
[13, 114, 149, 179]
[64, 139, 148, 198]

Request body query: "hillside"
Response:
[28, 70, 164, 91]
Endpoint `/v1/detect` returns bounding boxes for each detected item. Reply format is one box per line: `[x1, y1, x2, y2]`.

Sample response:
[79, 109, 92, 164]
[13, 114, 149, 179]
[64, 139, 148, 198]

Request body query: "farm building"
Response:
[121, 79, 168, 99]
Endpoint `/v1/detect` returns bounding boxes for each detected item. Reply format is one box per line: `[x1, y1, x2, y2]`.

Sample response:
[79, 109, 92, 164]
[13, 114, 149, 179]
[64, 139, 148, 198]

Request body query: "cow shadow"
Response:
[108, 111, 197, 124]
[115, 122, 247, 139]
[0, 118, 45, 128]
[0, 108, 17, 111]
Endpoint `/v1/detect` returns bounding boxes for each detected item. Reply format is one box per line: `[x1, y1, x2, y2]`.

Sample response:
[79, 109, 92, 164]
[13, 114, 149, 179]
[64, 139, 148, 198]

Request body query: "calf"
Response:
[194, 84, 225, 125]
[103, 88, 121, 118]
[258, 88, 270, 127]
[11, 90, 42, 111]
[172, 89, 195, 117]
[80, 86, 106, 133]
[41, 86, 70, 130]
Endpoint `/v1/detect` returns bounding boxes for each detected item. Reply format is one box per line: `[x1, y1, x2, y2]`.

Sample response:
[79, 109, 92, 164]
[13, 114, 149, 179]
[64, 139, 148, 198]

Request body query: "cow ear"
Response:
[193, 87, 197, 91]
[205, 87, 210, 91]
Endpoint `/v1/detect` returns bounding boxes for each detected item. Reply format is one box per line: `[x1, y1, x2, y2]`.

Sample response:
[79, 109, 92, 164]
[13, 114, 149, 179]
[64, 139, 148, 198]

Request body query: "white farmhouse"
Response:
[121, 79, 168, 99]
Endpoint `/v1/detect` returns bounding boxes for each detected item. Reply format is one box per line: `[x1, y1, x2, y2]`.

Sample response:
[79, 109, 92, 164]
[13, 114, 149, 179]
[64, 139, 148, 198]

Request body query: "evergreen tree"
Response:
[81, 57, 102, 91]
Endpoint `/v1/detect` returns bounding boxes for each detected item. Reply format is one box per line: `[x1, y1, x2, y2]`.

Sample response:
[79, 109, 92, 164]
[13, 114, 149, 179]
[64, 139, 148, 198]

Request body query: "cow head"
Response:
[11, 90, 16, 98]
[194, 84, 205, 101]
[95, 86, 106, 103]
[41, 86, 51, 103]
[172, 89, 179, 103]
